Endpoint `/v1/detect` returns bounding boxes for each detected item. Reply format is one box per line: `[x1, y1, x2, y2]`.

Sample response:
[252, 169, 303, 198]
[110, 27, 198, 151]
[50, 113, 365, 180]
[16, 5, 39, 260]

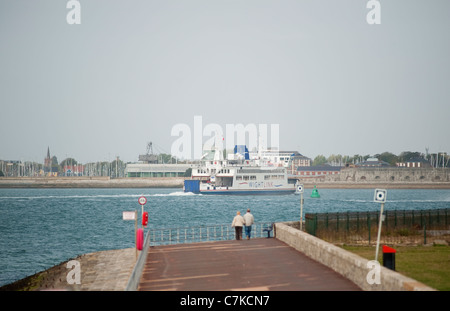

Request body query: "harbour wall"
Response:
[321, 167, 449, 183]
[334, 168, 450, 183]
[275, 222, 435, 291]
[0, 177, 185, 188]
[297, 167, 450, 189]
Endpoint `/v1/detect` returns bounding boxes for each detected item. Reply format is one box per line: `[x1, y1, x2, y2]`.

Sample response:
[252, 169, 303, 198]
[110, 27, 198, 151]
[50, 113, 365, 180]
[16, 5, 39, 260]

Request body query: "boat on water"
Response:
[184, 144, 302, 195]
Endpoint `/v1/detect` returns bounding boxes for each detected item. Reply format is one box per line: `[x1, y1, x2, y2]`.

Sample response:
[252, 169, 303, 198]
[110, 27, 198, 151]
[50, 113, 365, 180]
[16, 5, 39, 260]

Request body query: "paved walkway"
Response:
[18, 238, 361, 291]
[138, 238, 361, 291]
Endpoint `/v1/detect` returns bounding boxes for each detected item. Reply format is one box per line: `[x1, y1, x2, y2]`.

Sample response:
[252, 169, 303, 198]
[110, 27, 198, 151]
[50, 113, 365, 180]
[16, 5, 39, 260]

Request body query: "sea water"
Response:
[1, 187, 449, 286]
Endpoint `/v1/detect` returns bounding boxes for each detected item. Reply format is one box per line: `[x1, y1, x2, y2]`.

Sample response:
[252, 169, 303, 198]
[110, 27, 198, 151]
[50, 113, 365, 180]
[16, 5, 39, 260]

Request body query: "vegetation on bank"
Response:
[341, 244, 450, 291]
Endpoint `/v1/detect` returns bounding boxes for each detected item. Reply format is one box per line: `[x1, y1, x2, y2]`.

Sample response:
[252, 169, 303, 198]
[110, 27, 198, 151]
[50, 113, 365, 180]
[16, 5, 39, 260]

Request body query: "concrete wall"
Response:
[126, 230, 151, 291]
[275, 222, 435, 291]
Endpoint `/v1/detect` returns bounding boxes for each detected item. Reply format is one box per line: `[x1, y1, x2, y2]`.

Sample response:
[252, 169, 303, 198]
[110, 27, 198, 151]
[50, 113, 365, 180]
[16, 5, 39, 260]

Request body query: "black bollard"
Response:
[382, 245, 396, 271]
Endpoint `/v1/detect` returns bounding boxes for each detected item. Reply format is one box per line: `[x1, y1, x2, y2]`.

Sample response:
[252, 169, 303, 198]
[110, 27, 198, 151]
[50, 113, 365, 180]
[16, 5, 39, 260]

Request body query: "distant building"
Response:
[248, 150, 311, 168]
[296, 165, 341, 178]
[125, 163, 192, 178]
[43, 147, 58, 176]
[355, 158, 390, 168]
[138, 154, 158, 164]
[396, 157, 431, 168]
[44, 147, 51, 171]
[289, 151, 311, 167]
[63, 165, 84, 176]
[138, 142, 159, 164]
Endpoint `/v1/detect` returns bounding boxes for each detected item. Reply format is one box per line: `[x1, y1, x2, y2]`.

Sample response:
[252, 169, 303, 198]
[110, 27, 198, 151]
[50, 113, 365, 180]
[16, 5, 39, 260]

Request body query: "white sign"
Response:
[138, 196, 147, 205]
[374, 189, 387, 203]
[123, 211, 136, 220]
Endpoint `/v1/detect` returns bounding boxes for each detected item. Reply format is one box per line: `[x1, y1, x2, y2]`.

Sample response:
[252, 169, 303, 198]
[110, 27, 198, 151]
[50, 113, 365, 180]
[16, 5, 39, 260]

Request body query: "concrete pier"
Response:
[2, 224, 435, 292]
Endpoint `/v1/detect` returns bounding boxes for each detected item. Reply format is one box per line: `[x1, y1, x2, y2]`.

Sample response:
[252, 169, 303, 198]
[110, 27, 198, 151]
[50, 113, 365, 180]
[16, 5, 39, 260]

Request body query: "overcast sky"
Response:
[1, 0, 449, 163]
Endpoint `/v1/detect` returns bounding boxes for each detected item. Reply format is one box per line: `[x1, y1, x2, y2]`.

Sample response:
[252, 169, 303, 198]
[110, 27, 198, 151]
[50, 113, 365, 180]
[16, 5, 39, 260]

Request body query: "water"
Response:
[1, 187, 449, 287]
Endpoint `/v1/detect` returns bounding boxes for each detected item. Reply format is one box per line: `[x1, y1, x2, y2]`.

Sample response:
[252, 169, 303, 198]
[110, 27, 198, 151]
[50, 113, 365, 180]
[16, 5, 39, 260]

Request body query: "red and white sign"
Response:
[138, 196, 147, 205]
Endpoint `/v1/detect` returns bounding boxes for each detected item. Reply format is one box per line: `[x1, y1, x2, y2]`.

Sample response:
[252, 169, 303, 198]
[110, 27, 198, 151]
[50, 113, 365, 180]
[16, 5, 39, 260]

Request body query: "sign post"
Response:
[297, 184, 304, 231]
[374, 189, 387, 262]
[138, 195, 148, 252]
[138, 195, 147, 215]
[123, 210, 138, 260]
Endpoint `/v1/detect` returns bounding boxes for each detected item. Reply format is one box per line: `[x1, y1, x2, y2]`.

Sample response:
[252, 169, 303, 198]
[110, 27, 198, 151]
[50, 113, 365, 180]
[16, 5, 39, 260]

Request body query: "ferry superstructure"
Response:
[184, 145, 301, 195]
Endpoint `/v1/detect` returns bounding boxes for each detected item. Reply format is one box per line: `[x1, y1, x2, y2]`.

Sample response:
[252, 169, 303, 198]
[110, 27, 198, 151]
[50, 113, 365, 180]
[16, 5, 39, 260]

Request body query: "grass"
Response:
[340, 244, 450, 291]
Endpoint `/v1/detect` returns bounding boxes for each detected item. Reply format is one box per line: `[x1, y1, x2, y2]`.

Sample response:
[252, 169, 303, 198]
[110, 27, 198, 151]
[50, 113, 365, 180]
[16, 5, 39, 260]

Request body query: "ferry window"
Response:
[244, 176, 249, 181]
[250, 176, 256, 180]
[236, 176, 242, 180]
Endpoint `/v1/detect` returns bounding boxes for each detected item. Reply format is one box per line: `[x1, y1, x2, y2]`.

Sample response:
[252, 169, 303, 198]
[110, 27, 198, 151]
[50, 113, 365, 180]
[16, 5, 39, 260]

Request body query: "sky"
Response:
[1, 0, 449, 164]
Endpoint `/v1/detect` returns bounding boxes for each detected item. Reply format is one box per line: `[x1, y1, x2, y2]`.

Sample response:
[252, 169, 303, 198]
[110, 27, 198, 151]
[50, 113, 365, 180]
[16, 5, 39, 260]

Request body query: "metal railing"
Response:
[148, 222, 274, 246]
[305, 208, 450, 245]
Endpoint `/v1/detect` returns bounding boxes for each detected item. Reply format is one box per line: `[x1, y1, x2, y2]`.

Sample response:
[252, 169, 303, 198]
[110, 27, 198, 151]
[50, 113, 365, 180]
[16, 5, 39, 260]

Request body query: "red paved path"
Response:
[138, 238, 361, 291]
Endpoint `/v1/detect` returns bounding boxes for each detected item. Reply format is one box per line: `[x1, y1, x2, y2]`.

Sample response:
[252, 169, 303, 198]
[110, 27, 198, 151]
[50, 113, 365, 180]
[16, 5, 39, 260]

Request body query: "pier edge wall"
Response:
[275, 222, 435, 291]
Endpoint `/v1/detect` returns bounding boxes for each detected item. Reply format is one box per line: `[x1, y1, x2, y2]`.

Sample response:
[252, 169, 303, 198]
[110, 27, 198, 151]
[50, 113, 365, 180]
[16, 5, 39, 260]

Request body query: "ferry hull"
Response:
[184, 180, 295, 195]
[199, 189, 295, 195]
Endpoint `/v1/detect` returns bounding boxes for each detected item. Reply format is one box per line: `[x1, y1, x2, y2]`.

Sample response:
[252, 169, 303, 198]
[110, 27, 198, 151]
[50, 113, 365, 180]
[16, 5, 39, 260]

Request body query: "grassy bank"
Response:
[340, 244, 450, 291]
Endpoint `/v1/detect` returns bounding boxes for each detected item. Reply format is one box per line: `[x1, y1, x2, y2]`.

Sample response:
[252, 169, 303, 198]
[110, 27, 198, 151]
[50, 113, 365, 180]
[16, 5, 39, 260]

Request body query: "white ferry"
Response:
[184, 145, 301, 195]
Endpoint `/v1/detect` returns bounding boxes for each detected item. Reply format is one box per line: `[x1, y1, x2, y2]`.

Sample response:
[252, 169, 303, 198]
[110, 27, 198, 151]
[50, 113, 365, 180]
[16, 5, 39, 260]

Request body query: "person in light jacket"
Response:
[231, 211, 245, 240]
[243, 209, 254, 240]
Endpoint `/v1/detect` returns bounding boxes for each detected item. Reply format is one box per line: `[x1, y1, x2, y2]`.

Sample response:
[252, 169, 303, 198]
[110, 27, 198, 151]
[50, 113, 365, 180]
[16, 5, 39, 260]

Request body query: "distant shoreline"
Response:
[0, 177, 184, 188]
[1, 177, 450, 189]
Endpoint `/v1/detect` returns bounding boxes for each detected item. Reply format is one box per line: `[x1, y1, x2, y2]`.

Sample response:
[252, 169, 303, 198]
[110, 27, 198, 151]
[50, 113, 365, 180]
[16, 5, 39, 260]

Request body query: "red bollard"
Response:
[136, 228, 144, 250]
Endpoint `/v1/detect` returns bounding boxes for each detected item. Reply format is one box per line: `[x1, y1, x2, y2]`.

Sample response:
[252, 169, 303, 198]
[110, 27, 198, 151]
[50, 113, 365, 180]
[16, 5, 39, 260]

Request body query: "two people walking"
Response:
[231, 209, 254, 240]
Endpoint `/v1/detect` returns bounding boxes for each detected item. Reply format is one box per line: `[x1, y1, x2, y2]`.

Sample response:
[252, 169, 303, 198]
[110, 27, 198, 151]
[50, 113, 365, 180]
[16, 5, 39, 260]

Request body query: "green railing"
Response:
[305, 208, 450, 245]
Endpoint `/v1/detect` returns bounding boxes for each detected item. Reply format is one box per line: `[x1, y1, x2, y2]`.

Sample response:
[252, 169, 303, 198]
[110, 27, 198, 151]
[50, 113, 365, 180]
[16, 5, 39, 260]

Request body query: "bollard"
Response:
[136, 228, 144, 251]
[382, 245, 396, 271]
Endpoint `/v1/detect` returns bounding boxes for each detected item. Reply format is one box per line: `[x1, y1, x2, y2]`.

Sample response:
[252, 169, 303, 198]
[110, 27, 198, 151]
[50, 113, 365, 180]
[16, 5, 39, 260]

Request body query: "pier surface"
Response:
[138, 238, 361, 291]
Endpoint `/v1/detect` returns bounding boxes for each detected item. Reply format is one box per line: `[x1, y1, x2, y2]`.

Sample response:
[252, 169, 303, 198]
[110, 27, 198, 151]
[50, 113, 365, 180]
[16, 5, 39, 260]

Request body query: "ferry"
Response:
[184, 145, 301, 195]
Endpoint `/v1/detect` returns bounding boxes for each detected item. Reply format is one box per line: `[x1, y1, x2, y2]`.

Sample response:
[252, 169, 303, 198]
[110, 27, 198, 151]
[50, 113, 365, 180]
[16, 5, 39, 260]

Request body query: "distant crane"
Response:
[139, 141, 158, 163]
[146, 142, 154, 155]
